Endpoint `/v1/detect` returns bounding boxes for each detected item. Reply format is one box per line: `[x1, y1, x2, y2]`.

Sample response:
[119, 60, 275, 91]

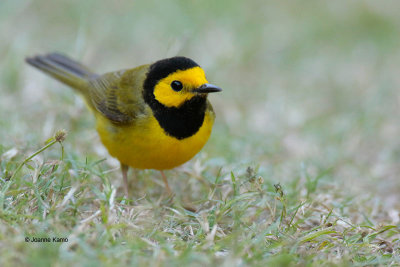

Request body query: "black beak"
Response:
[193, 83, 222, 94]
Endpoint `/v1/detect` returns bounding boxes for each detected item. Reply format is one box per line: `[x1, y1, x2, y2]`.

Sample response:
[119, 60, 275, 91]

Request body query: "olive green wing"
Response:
[87, 65, 150, 124]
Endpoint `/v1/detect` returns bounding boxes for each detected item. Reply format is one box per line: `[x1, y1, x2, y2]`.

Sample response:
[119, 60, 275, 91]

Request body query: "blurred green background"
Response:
[1, 0, 400, 215]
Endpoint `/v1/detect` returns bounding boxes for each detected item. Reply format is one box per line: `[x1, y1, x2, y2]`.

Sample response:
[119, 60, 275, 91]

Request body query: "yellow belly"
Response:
[95, 111, 214, 170]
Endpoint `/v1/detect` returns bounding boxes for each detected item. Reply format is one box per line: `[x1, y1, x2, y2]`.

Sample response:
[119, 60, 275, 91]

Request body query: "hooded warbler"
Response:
[26, 53, 221, 195]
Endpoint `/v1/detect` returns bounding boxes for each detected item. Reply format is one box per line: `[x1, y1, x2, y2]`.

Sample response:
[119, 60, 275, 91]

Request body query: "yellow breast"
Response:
[95, 110, 214, 170]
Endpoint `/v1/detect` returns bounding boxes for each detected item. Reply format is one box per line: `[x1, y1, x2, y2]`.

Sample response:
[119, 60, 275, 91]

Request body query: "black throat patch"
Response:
[143, 57, 207, 140]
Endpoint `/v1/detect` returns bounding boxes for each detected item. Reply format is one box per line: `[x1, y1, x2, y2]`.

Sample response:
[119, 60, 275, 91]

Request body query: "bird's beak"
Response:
[193, 83, 222, 94]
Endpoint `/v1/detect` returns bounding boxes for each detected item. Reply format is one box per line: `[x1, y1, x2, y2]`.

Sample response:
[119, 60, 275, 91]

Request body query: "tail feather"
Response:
[26, 53, 96, 91]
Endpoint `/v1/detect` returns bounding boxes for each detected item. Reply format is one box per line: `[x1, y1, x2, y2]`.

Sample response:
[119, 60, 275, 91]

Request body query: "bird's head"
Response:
[143, 57, 221, 108]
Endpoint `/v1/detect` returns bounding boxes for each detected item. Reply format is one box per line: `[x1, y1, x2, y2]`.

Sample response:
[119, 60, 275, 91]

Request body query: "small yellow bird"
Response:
[26, 53, 221, 195]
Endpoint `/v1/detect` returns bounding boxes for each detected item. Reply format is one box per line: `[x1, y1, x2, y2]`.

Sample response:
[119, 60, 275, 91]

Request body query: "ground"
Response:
[0, 0, 399, 266]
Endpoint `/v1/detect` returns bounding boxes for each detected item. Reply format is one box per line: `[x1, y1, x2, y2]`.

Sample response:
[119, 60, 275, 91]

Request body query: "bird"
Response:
[25, 53, 221, 196]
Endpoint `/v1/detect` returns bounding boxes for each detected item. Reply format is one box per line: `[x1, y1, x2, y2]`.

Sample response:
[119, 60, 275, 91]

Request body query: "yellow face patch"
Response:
[153, 67, 208, 108]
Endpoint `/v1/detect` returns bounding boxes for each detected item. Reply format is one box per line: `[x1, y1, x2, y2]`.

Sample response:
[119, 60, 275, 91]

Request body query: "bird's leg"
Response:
[160, 170, 172, 195]
[121, 164, 129, 197]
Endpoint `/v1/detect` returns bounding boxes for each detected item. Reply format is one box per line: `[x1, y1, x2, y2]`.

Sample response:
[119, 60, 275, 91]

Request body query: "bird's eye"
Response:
[171, 80, 183, 92]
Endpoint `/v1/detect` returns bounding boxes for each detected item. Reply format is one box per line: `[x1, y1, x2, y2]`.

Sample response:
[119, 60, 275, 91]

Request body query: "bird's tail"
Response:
[25, 53, 96, 92]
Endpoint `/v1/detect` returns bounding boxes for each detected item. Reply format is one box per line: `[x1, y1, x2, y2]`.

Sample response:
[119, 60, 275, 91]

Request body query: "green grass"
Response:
[1, 0, 400, 266]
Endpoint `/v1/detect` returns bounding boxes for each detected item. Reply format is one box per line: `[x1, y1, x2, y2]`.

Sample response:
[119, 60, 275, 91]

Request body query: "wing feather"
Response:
[87, 65, 149, 124]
